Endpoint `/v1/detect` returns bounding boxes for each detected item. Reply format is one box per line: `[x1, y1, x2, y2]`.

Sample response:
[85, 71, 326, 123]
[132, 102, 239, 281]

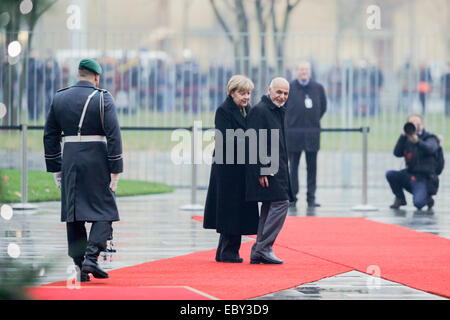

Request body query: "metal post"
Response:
[341, 60, 352, 187]
[362, 126, 368, 205]
[13, 124, 37, 210]
[352, 127, 377, 211]
[191, 122, 198, 205]
[22, 123, 28, 204]
[180, 121, 204, 211]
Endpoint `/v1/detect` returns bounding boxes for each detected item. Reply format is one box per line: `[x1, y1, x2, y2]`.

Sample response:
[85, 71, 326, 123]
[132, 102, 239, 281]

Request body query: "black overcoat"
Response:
[285, 80, 327, 152]
[245, 95, 294, 202]
[203, 96, 259, 235]
[44, 81, 123, 222]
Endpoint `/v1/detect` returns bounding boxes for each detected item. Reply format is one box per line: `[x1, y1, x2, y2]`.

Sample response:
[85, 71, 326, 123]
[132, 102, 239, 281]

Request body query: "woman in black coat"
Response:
[203, 75, 259, 263]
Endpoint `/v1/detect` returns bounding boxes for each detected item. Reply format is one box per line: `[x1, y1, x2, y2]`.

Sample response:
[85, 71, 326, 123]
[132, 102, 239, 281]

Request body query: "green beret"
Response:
[78, 58, 102, 75]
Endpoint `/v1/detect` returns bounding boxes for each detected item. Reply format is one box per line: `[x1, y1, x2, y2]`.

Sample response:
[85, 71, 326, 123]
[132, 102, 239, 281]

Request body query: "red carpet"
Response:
[31, 217, 450, 299]
[272, 217, 450, 298]
[28, 286, 214, 300]
[32, 243, 351, 300]
[193, 215, 450, 298]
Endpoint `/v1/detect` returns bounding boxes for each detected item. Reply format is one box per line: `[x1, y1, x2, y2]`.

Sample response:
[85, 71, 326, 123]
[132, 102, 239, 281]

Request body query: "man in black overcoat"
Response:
[246, 77, 294, 264]
[44, 59, 123, 281]
[285, 61, 327, 208]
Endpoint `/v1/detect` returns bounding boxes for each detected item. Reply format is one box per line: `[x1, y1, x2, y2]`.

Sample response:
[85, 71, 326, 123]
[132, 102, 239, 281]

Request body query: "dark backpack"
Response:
[428, 134, 445, 175]
[435, 144, 445, 175]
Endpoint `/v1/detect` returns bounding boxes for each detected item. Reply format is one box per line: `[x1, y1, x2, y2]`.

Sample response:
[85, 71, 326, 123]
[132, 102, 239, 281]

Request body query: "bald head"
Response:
[407, 114, 424, 133]
[268, 77, 290, 107]
[296, 61, 311, 82]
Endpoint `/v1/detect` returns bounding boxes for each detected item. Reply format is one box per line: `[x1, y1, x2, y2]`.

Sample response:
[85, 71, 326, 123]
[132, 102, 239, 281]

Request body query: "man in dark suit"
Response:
[285, 61, 327, 208]
[44, 59, 123, 282]
[246, 77, 294, 264]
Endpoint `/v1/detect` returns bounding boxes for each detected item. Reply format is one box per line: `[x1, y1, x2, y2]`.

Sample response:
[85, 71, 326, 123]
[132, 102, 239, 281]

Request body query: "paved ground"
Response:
[0, 186, 448, 300]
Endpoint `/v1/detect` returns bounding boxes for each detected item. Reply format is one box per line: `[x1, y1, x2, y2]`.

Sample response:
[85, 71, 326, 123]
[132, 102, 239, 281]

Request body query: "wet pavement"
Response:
[0, 186, 449, 300]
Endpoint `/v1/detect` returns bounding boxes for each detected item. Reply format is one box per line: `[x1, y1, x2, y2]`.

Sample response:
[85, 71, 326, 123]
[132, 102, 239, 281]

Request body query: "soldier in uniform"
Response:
[44, 59, 123, 281]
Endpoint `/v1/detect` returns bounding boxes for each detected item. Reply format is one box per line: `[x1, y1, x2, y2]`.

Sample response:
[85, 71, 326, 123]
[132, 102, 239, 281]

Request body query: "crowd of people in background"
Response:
[1, 53, 449, 122]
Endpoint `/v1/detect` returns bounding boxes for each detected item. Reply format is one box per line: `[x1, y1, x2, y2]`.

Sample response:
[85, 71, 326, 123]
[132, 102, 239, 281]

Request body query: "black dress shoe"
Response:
[82, 259, 109, 279]
[250, 251, 283, 264]
[82, 242, 109, 278]
[390, 198, 407, 209]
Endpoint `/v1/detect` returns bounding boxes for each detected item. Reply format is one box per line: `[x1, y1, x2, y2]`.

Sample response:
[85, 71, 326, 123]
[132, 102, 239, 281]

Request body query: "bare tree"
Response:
[210, 0, 300, 87]
[209, 0, 251, 75]
[0, 0, 57, 125]
[271, 0, 301, 74]
[254, 0, 272, 93]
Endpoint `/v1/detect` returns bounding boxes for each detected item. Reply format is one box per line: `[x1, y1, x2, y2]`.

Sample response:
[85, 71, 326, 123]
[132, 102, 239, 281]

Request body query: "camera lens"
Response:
[404, 122, 416, 135]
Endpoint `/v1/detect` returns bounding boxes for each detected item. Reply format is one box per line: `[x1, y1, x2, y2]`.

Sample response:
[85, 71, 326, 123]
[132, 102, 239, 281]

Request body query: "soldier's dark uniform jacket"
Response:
[44, 81, 123, 222]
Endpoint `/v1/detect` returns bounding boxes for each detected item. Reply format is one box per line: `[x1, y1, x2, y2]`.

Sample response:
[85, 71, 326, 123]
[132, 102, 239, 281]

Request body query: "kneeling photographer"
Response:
[385, 114, 442, 210]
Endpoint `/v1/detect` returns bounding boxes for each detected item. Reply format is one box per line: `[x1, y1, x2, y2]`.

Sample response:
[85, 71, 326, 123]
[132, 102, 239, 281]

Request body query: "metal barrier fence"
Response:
[1, 124, 376, 211]
[0, 31, 449, 193]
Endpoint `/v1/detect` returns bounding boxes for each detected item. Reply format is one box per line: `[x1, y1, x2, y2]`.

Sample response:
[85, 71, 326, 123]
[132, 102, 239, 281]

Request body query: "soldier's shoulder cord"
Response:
[56, 86, 72, 93]
[95, 87, 109, 94]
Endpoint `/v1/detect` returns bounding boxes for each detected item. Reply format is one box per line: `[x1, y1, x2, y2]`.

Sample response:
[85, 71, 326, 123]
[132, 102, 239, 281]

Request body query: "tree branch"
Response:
[271, 0, 278, 35]
[223, 0, 236, 12]
[282, 0, 301, 33]
[234, 0, 248, 33]
[26, 0, 58, 31]
[209, 0, 235, 44]
[263, 1, 272, 22]
[255, 0, 266, 32]
[35, 0, 58, 19]
[287, 0, 301, 11]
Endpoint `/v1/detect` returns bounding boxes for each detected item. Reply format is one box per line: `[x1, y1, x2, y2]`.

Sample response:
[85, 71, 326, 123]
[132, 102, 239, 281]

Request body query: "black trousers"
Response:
[215, 234, 242, 261]
[385, 169, 429, 210]
[66, 221, 112, 262]
[288, 151, 318, 203]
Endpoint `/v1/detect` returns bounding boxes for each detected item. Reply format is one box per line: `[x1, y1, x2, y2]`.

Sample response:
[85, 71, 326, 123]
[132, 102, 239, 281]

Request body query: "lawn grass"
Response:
[0, 169, 174, 204]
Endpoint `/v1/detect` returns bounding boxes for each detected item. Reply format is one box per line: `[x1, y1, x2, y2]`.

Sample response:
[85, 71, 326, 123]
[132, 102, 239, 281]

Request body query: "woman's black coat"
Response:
[203, 96, 259, 235]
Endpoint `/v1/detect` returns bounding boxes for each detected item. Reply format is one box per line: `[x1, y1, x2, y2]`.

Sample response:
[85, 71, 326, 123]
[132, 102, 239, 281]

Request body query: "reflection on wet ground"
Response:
[253, 270, 446, 300]
[0, 187, 448, 300]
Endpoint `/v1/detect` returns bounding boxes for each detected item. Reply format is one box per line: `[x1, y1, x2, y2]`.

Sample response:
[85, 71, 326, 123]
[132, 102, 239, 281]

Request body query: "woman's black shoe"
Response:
[216, 257, 243, 263]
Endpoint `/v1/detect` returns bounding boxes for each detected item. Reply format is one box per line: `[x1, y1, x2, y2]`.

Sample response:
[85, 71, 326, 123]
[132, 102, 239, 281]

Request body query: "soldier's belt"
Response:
[63, 135, 106, 143]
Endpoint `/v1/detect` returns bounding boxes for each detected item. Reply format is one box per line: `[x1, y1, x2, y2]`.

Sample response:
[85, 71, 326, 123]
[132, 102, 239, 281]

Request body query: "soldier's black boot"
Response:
[81, 243, 109, 279]
[74, 258, 90, 282]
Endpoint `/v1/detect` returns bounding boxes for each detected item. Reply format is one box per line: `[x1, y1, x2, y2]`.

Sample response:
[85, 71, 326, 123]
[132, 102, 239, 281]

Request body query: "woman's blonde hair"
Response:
[227, 75, 254, 95]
